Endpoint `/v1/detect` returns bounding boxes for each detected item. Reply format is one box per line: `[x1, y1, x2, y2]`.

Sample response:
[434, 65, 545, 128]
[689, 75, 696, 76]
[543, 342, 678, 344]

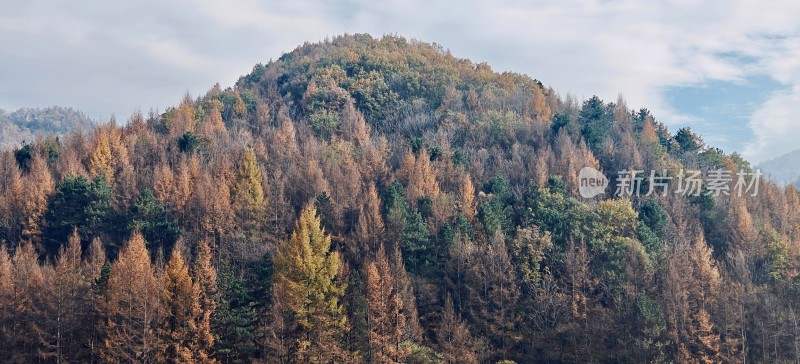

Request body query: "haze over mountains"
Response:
[758, 149, 800, 186]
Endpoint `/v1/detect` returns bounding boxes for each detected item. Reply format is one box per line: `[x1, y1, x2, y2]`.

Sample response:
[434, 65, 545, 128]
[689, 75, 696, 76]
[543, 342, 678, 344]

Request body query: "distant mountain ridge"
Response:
[757, 149, 800, 186]
[0, 106, 96, 149]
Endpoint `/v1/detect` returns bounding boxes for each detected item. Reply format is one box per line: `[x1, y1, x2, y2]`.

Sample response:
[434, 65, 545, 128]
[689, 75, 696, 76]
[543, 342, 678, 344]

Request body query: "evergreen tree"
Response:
[578, 95, 613, 152]
[44, 174, 112, 255]
[129, 189, 180, 254]
[343, 271, 369, 359]
[478, 174, 514, 235]
[212, 261, 257, 363]
[674, 127, 704, 153]
[400, 206, 431, 273]
[177, 131, 201, 153]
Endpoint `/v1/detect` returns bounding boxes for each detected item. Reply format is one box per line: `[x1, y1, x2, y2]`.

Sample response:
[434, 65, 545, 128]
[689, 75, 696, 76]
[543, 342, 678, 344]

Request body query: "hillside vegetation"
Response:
[0, 34, 798, 363]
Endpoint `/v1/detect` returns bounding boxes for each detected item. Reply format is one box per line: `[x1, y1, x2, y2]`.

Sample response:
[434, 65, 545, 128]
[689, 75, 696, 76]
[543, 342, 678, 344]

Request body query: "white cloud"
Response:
[741, 36, 800, 162]
[133, 36, 215, 71]
[744, 85, 800, 162]
[1, 0, 800, 162]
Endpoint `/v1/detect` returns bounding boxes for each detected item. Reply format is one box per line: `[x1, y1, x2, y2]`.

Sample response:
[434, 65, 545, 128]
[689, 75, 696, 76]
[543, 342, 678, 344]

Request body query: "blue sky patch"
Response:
[664, 75, 785, 155]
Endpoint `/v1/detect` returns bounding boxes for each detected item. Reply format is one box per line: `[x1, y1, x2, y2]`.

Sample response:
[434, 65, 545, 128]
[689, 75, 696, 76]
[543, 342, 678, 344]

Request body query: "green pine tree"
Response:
[212, 260, 258, 363]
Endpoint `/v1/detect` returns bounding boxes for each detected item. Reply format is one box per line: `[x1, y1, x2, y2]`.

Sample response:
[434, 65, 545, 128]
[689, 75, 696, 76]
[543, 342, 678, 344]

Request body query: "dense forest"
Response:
[1, 34, 799, 363]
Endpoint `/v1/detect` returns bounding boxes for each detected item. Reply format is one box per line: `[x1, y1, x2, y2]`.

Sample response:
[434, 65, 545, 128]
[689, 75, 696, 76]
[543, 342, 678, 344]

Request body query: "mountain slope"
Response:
[0, 34, 797, 363]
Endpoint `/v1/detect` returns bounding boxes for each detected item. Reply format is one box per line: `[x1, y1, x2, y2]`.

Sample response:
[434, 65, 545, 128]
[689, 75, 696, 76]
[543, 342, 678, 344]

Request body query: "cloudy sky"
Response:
[1, 0, 799, 163]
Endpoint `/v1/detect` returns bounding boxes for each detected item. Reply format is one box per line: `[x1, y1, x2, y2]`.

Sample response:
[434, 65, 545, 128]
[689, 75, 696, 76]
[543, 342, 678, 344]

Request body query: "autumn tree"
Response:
[175, 157, 198, 223]
[456, 231, 521, 361]
[152, 163, 176, 208]
[101, 230, 163, 363]
[198, 103, 227, 139]
[0, 245, 11, 357]
[262, 284, 291, 362]
[640, 116, 658, 145]
[193, 170, 235, 245]
[230, 147, 266, 259]
[356, 183, 385, 255]
[9, 242, 48, 362]
[232, 147, 265, 211]
[160, 241, 213, 363]
[193, 239, 217, 363]
[273, 203, 348, 362]
[665, 232, 724, 363]
[365, 249, 409, 363]
[39, 229, 91, 362]
[0, 34, 798, 363]
[459, 174, 476, 220]
[89, 130, 114, 185]
[389, 245, 423, 343]
[399, 148, 440, 204]
[435, 295, 481, 364]
[340, 103, 370, 147]
[85, 236, 107, 363]
[166, 97, 198, 137]
[20, 154, 54, 244]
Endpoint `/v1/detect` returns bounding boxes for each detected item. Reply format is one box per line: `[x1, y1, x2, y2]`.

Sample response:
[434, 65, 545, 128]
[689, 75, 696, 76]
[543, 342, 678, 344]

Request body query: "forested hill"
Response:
[0, 34, 798, 363]
[0, 106, 95, 150]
